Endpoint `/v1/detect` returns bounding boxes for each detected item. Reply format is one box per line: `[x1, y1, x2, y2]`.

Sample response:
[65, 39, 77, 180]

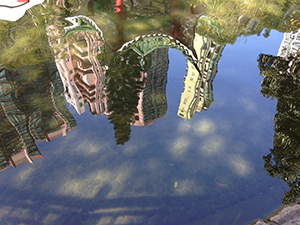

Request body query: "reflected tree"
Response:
[193, 0, 300, 44]
[258, 53, 300, 204]
[0, 0, 85, 70]
[105, 50, 151, 145]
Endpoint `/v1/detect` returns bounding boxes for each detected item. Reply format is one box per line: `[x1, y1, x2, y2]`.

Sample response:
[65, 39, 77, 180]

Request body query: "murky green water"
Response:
[0, 1, 300, 225]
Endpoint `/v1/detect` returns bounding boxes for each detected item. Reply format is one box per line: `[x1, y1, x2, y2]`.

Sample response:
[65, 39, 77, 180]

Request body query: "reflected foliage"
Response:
[0, 0, 299, 66]
[0, 18, 51, 70]
[0, 0, 84, 70]
[258, 53, 300, 204]
[194, 0, 300, 44]
[105, 50, 151, 145]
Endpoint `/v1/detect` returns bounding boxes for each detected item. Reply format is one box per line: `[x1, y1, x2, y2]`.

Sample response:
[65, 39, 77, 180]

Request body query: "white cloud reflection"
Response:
[228, 154, 253, 177]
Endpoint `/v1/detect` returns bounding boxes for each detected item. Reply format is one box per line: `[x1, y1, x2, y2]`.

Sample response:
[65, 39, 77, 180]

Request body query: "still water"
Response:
[0, 1, 299, 225]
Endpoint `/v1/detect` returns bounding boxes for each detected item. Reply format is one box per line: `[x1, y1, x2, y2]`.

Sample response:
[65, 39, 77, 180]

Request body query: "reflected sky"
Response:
[0, 32, 284, 224]
[0, 1, 297, 224]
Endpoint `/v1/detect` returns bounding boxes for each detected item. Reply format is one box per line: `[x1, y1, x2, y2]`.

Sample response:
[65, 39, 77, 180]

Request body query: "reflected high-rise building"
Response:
[0, 69, 42, 171]
[55, 16, 109, 116]
[276, 29, 300, 76]
[0, 62, 77, 171]
[278, 30, 300, 58]
[177, 34, 225, 119]
[132, 48, 168, 126]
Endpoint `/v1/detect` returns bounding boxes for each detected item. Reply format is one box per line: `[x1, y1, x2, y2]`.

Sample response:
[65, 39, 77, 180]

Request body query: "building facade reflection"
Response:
[132, 48, 168, 126]
[25, 1, 225, 147]
[55, 15, 108, 116]
[178, 34, 225, 119]
[0, 62, 77, 171]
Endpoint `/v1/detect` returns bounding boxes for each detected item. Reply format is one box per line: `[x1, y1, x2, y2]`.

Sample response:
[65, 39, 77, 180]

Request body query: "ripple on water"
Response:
[210, 188, 222, 198]
[14, 190, 32, 201]
[148, 215, 162, 225]
[55, 159, 69, 170]
[187, 208, 200, 222]
[122, 184, 133, 195]
[111, 181, 121, 194]
[122, 197, 136, 207]
[235, 189, 249, 201]
[56, 214, 73, 225]
[42, 152, 56, 164]
[161, 172, 172, 183]
[36, 208, 49, 222]
[202, 189, 213, 200]
[202, 174, 217, 188]
[224, 192, 240, 205]
[43, 164, 55, 174]
[165, 212, 183, 225]
[193, 119, 216, 136]
[157, 204, 171, 217]
[149, 172, 161, 185]
[145, 184, 155, 195]
[162, 196, 177, 208]
[73, 155, 85, 164]
[197, 200, 211, 217]
[4, 187, 17, 197]
[86, 152, 100, 162]
[213, 197, 229, 211]
[245, 186, 258, 198]
[154, 182, 167, 196]
[83, 186, 97, 198]
[133, 185, 144, 195]
[43, 212, 60, 224]
[22, 210, 36, 221]
[136, 197, 150, 208]
[0, 185, 7, 195]
[10, 208, 22, 218]
[170, 138, 189, 159]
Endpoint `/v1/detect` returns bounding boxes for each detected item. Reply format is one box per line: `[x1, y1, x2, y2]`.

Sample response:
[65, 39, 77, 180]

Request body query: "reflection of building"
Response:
[0, 69, 42, 171]
[55, 16, 108, 115]
[276, 30, 300, 76]
[178, 34, 225, 119]
[0, 63, 77, 171]
[118, 33, 198, 69]
[278, 30, 300, 58]
[132, 48, 168, 126]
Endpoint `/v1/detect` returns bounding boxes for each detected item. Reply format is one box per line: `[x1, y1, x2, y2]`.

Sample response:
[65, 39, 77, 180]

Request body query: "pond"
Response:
[0, 0, 299, 225]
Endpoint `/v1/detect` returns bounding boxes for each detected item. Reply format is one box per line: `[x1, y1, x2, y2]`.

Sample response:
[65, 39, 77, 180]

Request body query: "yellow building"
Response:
[178, 34, 225, 119]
